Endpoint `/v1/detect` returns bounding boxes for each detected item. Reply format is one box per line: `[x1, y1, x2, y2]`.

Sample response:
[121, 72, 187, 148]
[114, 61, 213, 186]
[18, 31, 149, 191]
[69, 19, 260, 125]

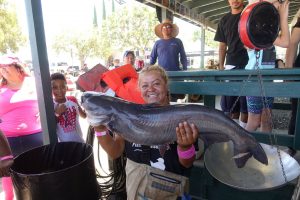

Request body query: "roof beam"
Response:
[194, 1, 228, 13]
[189, 0, 224, 9]
[207, 11, 228, 21]
[201, 7, 230, 17]
[203, 8, 229, 18]
[140, 0, 299, 31]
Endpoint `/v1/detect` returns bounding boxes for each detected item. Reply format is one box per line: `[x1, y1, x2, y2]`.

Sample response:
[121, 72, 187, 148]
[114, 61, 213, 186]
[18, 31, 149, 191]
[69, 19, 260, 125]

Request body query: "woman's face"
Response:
[139, 71, 168, 105]
[0, 64, 22, 82]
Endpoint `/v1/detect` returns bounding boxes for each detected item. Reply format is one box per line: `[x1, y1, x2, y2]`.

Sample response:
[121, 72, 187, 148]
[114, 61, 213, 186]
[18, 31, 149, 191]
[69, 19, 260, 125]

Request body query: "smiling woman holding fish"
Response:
[94, 65, 199, 199]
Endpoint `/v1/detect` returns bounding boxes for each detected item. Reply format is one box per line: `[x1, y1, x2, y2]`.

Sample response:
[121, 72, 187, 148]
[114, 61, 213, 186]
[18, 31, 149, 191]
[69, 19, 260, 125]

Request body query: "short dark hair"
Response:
[51, 72, 66, 81]
[123, 50, 135, 58]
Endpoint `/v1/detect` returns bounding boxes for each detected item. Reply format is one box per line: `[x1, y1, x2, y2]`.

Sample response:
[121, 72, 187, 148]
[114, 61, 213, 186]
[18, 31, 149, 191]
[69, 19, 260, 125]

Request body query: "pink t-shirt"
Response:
[0, 77, 41, 137]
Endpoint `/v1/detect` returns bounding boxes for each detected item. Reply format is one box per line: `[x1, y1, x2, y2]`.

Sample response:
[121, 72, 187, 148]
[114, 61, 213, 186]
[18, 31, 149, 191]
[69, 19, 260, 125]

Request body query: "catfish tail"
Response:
[234, 143, 268, 168]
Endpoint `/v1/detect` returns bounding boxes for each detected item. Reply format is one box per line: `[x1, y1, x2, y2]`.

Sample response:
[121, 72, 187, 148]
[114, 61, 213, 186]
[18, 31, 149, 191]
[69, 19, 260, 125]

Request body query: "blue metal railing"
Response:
[167, 68, 300, 149]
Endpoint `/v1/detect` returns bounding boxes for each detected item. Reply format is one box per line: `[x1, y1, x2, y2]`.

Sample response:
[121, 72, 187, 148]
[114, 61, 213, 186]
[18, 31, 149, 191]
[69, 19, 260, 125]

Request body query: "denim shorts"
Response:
[246, 96, 274, 114]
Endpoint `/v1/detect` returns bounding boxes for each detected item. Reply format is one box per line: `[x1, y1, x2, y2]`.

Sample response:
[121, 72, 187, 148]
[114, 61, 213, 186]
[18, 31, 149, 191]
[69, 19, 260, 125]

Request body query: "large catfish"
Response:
[81, 92, 268, 168]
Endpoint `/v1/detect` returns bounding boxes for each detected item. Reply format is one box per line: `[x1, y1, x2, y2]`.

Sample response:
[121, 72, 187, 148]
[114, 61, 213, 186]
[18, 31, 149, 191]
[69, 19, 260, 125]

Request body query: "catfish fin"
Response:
[233, 143, 268, 168]
[251, 143, 268, 166]
[233, 150, 252, 168]
[200, 132, 229, 146]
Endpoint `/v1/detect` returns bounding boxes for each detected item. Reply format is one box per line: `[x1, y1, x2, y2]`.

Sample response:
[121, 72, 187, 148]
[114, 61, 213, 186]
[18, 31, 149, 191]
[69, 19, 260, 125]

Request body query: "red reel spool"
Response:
[238, 1, 279, 50]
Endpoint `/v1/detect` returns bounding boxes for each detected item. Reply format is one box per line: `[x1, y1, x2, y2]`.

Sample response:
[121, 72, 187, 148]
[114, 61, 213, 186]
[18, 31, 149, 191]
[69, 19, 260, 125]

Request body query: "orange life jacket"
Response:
[101, 64, 145, 104]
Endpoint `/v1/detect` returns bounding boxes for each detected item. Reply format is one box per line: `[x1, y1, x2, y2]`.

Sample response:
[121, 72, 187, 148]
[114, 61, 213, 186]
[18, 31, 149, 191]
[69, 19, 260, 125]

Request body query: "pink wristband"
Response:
[95, 131, 107, 137]
[0, 155, 13, 161]
[177, 145, 195, 159]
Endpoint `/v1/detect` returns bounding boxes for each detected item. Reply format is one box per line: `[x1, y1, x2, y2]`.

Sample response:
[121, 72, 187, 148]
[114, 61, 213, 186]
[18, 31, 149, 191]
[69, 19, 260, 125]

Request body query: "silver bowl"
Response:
[204, 142, 300, 191]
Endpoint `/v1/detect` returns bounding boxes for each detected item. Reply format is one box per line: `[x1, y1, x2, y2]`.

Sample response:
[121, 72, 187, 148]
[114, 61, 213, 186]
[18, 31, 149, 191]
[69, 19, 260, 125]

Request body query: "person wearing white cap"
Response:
[0, 55, 43, 200]
[150, 19, 187, 72]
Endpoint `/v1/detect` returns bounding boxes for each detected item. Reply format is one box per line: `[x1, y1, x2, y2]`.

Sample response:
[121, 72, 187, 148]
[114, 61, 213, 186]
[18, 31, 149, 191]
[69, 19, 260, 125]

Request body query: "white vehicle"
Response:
[49, 61, 68, 74]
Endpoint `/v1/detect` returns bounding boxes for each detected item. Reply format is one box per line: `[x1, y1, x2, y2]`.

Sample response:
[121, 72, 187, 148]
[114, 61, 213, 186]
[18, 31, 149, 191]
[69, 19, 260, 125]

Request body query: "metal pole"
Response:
[200, 26, 205, 68]
[24, 0, 58, 144]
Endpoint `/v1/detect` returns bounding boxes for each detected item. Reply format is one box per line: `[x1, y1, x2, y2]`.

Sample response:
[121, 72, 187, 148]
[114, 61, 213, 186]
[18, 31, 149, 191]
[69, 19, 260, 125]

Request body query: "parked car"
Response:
[67, 66, 80, 76]
[49, 61, 69, 74]
[65, 74, 77, 96]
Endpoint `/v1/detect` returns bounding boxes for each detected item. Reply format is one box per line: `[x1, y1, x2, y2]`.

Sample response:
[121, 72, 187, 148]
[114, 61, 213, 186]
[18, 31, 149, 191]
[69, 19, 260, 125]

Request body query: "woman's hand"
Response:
[94, 125, 107, 132]
[176, 121, 199, 151]
[0, 159, 13, 177]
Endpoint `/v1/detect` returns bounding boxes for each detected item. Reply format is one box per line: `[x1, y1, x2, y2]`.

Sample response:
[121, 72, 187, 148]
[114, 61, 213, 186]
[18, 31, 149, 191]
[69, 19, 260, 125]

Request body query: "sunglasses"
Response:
[162, 25, 173, 29]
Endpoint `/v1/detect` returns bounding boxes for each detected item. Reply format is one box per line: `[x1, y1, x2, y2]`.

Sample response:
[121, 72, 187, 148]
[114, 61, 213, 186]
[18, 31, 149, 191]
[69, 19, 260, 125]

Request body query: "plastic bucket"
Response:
[10, 142, 100, 200]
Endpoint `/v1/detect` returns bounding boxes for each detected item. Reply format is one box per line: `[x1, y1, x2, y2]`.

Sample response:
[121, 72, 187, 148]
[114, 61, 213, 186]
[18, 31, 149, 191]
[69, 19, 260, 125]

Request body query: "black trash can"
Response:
[10, 142, 100, 200]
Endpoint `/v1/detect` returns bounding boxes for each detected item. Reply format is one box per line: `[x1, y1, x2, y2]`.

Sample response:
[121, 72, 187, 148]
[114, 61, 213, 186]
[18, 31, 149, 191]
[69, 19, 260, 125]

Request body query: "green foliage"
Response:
[101, 5, 157, 55]
[52, 3, 157, 65]
[192, 29, 218, 49]
[52, 29, 102, 66]
[0, 0, 26, 53]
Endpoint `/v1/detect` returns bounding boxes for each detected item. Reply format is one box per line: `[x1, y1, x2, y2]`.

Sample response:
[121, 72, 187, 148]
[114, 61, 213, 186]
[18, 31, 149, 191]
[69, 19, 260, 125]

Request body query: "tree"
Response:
[100, 5, 158, 55]
[0, 0, 26, 53]
[52, 29, 102, 67]
[192, 29, 218, 49]
[52, 2, 158, 66]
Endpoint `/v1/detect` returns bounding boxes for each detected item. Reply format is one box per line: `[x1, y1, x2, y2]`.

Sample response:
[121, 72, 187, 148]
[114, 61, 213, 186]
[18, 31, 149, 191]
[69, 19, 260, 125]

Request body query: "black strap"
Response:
[140, 145, 151, 165]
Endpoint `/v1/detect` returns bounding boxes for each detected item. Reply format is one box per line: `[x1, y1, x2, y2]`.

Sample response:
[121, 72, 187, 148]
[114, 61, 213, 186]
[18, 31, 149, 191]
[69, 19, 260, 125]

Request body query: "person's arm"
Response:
[285, 27, 300, 68]
[218, 42, 227, 70]
[179, 39, 188, 70]
[68, 96, 87, 118]
[273, 0, 290, 48]
[0, 130, 13, 177]
[176, 121, 199, 168]
[150, 42, 158, 65]
[78, 105, 87, 118]
[94, 125, 125, 159]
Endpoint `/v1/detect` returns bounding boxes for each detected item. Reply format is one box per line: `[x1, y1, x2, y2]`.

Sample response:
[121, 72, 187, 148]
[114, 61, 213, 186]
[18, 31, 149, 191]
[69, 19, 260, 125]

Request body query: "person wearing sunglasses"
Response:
[150, 19, 188, 101]
[150, 19, 187, 72]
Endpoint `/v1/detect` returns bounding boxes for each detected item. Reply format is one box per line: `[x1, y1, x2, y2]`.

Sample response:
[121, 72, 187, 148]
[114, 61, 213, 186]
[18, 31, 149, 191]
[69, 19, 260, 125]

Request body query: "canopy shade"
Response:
[141, 0, 300, 30]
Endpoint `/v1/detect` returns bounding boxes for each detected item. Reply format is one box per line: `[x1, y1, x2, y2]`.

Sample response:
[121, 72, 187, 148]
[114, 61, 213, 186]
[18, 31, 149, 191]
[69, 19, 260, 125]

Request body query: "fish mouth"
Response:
[81, 91, 104, 104]
[81, 92, 96, 104]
